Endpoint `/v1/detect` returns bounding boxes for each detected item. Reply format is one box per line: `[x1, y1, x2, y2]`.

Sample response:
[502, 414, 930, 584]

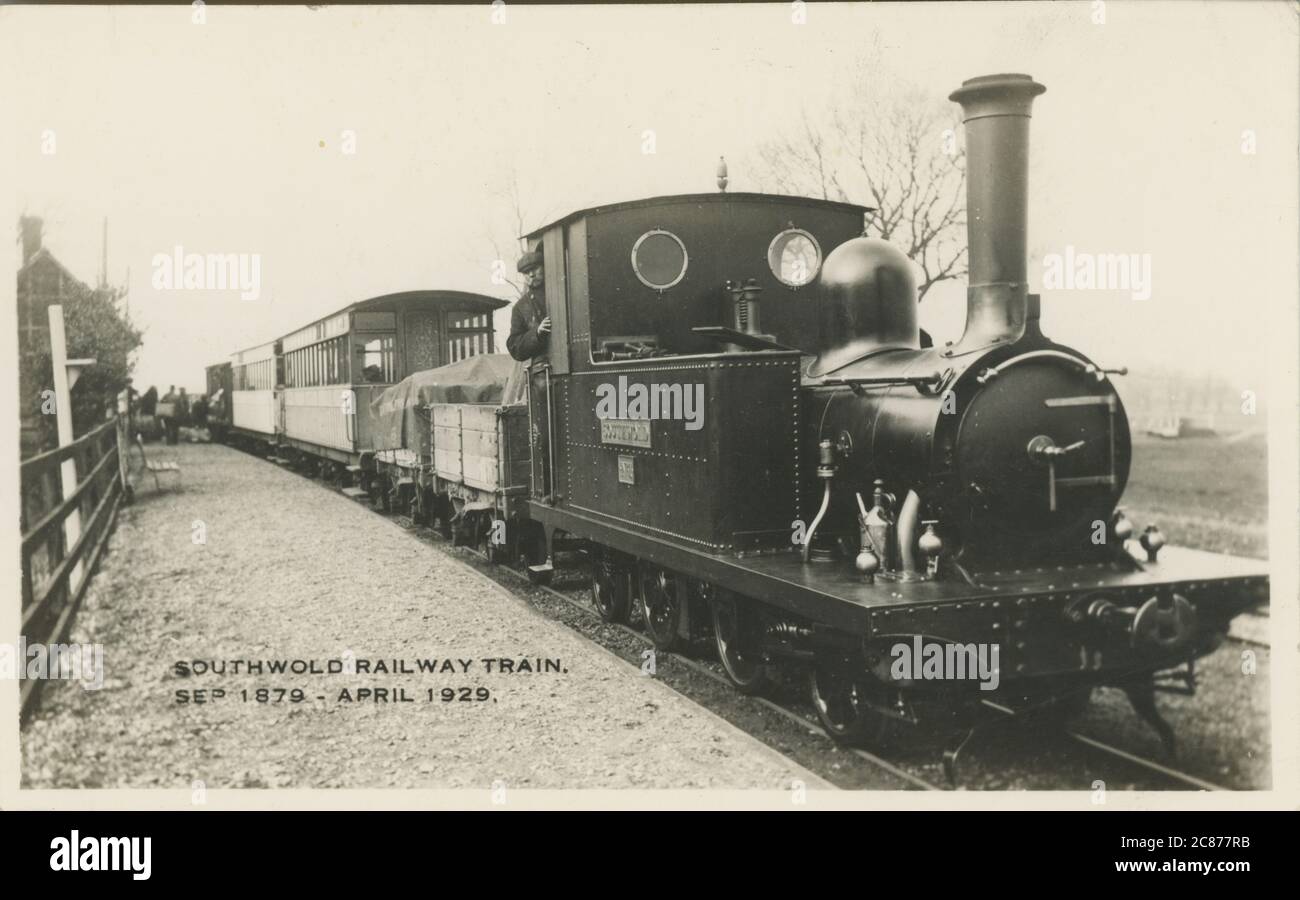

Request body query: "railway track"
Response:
[269, 451, 1244, 792]
[976, 700, 1232, 792]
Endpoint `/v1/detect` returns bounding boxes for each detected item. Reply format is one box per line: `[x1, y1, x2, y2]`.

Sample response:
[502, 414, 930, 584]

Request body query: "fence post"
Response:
[116, 389, 134, 500]
[47, 305, 96, 593]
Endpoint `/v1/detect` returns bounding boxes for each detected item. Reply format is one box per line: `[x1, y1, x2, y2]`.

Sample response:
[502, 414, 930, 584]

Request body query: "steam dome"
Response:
[810, 237, 919, 376]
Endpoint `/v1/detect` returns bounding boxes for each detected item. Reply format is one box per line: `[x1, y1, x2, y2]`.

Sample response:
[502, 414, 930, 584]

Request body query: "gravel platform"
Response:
[21, 443, 827, 791]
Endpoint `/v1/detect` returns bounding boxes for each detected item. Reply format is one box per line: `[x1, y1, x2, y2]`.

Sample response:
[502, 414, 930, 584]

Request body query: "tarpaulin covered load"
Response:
[367, 353, 527, 453]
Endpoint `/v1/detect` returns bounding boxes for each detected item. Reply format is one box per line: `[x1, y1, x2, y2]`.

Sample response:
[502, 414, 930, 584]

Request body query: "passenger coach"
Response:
[277, 290, 506, 465]
[229, 339, 279, 442]
[218, 289, 506, 467]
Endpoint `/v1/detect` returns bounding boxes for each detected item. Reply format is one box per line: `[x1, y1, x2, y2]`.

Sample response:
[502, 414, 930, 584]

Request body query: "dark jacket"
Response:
[506, 287, 548, 362]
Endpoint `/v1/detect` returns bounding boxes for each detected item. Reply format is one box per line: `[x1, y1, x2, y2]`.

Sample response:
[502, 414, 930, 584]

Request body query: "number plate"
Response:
[600, 418, 652, 449]
[617, 455, 635, 485]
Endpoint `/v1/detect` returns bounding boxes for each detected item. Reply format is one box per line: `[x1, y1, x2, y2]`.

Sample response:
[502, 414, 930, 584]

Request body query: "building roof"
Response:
[18, 246, 90, 293]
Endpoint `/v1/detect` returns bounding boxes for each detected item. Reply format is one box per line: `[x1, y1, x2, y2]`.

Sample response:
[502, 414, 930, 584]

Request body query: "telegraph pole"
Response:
[99, 217, 108, 290]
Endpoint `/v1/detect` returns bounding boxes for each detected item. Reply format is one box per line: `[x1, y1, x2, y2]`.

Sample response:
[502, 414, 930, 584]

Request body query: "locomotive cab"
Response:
[520, 191, 871, 556]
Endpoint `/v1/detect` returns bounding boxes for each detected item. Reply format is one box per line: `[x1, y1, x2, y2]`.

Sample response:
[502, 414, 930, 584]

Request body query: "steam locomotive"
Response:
[515, 73, 1267, 750]
[211, 72, 1267, 756]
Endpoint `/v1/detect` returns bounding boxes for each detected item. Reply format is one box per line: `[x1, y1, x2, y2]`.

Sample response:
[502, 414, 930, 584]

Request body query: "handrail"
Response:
[21, 440, 119, 553]
[20, 418, 117, 474]
[21, 473, 120, 630]
[975, 350, 1128, 385]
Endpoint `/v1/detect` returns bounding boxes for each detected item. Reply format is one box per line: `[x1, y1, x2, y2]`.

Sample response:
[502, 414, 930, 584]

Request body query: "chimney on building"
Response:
[20, 215, 43, 266]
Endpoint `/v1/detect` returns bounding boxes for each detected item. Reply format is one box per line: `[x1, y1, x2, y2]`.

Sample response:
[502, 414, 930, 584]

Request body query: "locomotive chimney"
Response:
[949, 73, 1045, 350]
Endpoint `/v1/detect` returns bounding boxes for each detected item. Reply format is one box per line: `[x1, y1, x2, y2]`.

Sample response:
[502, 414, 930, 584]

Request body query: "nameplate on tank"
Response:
[600, 418, 651, 449]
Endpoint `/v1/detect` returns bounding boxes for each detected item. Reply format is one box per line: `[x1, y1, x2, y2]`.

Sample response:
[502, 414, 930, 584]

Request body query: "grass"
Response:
[1120, 431, 1268, 559]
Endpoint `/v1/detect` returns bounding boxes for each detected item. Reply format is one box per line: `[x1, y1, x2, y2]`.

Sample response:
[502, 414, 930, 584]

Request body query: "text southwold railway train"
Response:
[209, 73, 1267, 755]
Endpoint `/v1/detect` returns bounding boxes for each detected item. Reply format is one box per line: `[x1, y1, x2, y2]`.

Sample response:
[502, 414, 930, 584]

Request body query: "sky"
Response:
[4, 1, 1296, 402]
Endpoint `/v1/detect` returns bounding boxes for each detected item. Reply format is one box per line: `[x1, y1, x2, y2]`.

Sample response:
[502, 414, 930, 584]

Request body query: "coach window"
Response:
[631, 229, 688, 290]
[447, 312, 492, 363]
[768, 228, 822, 287]
[357, 334, 395, 384]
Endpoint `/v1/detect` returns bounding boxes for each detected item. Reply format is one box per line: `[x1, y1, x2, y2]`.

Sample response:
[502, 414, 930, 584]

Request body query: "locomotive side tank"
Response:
[519, 73, 1268, 751]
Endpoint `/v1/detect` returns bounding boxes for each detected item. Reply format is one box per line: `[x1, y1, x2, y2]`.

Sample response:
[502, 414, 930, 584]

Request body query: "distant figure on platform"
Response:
[159, 385, 180, 445]
[191, 392, 209, 429]
[507, 249, 549, 362]
[140, 385, 158, 417]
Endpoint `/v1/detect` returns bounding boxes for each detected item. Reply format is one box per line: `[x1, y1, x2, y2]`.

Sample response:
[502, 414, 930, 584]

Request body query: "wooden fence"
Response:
[19, 416, 125, 718]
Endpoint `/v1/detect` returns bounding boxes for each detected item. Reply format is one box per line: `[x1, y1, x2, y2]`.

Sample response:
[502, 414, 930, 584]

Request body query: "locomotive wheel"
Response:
[809, 660, 894, 745]
[710, 589, 767, 694]
[638, 563, 683, 651]
[591, 550, 632, 624]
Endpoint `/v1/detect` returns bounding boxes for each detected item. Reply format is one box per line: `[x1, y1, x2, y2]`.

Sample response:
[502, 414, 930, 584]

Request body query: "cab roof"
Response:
[523, 192, 870, 240]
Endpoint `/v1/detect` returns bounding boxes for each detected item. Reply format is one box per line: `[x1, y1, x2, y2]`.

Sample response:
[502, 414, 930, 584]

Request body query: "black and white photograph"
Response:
[1, 0, 1296, 836]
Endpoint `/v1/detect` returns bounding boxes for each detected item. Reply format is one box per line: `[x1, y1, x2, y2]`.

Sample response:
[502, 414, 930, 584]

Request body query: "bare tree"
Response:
[750, 67, 967, 302]
[478, 164, 551, 296]
[471, 164, 555, 352]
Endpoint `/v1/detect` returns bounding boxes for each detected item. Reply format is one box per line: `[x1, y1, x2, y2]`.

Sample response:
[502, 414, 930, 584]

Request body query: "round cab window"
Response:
[768, 229, 822, 287]
[632, 230, 688, 290]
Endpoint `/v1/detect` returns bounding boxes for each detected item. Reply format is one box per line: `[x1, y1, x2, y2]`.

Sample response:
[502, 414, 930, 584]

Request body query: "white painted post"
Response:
[48, 305, 84, 592]
[116, 389, 132, 493]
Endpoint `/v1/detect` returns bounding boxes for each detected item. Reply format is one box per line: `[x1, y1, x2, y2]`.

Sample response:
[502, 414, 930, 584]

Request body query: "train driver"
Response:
[506, 249, 550, 362]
